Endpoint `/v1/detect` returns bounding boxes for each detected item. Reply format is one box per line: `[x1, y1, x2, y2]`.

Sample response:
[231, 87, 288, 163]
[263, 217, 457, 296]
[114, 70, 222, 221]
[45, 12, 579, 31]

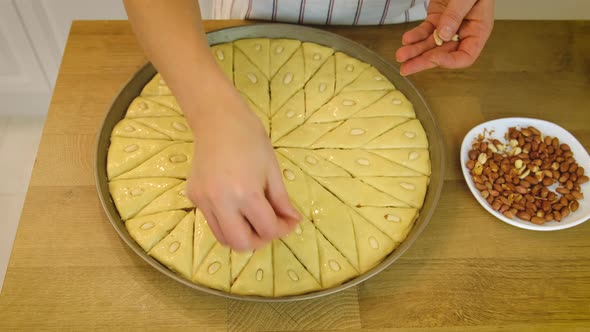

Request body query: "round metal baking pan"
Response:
[95, 23, 445, 302]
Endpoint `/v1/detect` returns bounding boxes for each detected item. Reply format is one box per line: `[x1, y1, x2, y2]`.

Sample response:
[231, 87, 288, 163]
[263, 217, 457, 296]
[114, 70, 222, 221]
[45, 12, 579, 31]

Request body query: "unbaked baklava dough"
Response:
[107, 38, 431, 297]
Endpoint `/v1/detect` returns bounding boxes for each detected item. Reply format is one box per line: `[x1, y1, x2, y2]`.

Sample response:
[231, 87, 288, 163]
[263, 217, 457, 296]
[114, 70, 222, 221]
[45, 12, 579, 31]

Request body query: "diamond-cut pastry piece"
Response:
[231, 250, 254, 282]
[274, 121, 343, 148]
[109, 177, 182, 220]
[372, 149, 431, 175]
[335, 52, 370, 93]
[363, 119, 428, 149]
[134, 117, 193, 142]
[193, 242, 230, 292]
[112, 119, 171, 140]
[276, 147, 349, 178]
[231, 244, 273, 296]
[126, 97, 180, 118]
[348, 208, 395, 274]
[354, 206, 418, 243]
[302, 42, 334, 82]
[341, 66, 395, 92]
[314, 177, 409, 208]
[192, 209, 217, 276]
[308, 90, 387, 123]
[107, 137, 173, 180]
[234, 38, 270, 79]
[280, 213, 321, 282]
[125, 210, 187, 252]
[144, 95, 183, 114]
[305, 56, 335, 118]
[311, 116, 408, 148]
[361, 176, 429, 208]
[275, 153, 312, 219]
[271, 90, 305, 142]
[141, 73, 172, 96]
[211, 42, 234, 81]
[148, 212, 194, 280]
[136, 181, 194, 217]
[309, 179, 359, 271]
[270, 39, 302, 78]
[114, 143, 193, 180]
[353, 90, 415, 118]
[234, 49, 270, 115]
[317, 231, 358, 288]
[315, 149, 421, 177]
[271, 47, 304, 114]
[274, 240, 321, 297]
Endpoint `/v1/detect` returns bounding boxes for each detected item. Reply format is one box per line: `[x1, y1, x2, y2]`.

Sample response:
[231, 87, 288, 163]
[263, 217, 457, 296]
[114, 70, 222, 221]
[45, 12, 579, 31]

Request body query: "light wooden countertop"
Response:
[1, 20, 589, 331]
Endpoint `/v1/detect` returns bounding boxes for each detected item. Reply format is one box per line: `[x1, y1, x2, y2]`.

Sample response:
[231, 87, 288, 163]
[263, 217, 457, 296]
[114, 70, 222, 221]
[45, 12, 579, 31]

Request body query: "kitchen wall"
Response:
[0, 0, 589, 116]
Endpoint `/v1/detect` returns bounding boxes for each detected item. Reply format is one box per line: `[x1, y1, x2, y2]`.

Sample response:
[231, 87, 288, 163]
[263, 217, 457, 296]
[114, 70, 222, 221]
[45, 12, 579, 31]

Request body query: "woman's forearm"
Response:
[123, 0, 230, 124]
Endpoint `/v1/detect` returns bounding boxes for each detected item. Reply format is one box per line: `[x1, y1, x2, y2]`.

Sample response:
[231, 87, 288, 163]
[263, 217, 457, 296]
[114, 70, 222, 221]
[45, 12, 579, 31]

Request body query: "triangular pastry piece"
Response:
[234, 49, 270, 114]
[274, 121, 343, 148]
[112, 119, 171, 140]
[273, 240, 321, 297]
[144, 95, 183, 114]
[271, 90, 305, 142]
[361, 176, 429, 208]
[341, 66, 395, 92]
[114, 143, 193, 180]
[363, 119, 428, 149]
[302, 42, 334, 82]
[317, 232, 358, 288]
[276, 147, 349, 178]
[148, 212, 194, 280]
[314, 177, 409, 208]
[353, 90, 415, 118]
[335, 52, 370, 93]
[211, 42, 234, 81]
[372, 149, 431, 175]
[271, 47, 304, 114]
[125, 210, 187, 252]
[135, 117, 193, 142]
[280, 214, 321, 283]
[109, 177, 182, 220]
[354, 206, 418, 243]
[234, 38, 270, 79]
[231, 250, 254, 282]
[240, 94, 269, 135]
[270, 39, 301, 78]
[141, 73, 172, 96]
[275, 153, 312, 219]
[348, 208, 395, 274]
[315, 149, 421, 177]
[311, 117, 408, 148]
[192, 242, 231, 292]
[107, 137, 174, 180]
[308, 179, 359, 271]
[126, 97, 180, 118]
[231, 244, 273, 296]
[136, 181, 194, 217]
[192, 209, 217, 275]
[305, 56, 335, 118]
[308, 90, 387, 123]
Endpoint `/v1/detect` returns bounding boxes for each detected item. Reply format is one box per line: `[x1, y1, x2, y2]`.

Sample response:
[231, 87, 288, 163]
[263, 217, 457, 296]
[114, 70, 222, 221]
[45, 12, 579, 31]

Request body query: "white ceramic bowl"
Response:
[460, 118, 590, 231]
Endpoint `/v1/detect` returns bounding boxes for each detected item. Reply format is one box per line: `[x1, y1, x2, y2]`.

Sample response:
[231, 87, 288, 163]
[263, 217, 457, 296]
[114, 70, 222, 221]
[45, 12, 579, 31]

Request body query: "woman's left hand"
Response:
[396, 0, 495, 76]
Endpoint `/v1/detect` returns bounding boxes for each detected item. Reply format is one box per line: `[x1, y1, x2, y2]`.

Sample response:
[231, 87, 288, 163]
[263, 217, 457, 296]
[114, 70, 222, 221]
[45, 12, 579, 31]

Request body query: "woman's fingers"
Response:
[437, 0, 478, 40]
[241, 192, 293, 241]
[265, 157, 300, 223]
[429, 37, 481, 69]
[399, 41, 458, 76]
[214, 206, 265, 251]
[199, 205, 227, 245]
[396, 34, 437, 62]
[401, 21, 435, 46]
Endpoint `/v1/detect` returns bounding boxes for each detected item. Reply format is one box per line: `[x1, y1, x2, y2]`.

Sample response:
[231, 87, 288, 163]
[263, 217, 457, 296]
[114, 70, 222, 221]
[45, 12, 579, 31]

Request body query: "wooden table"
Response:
[1, 20, 589, 331]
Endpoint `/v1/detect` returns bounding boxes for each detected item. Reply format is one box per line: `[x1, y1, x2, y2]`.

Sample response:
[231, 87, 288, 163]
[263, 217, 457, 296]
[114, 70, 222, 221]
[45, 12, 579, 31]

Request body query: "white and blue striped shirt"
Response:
[199, 0, 428, 25]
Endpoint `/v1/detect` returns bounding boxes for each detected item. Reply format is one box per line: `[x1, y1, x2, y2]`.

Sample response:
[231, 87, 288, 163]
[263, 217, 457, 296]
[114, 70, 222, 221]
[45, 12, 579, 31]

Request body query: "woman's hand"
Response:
[396, 0, 495, 76]
[186, 82, 300, 251]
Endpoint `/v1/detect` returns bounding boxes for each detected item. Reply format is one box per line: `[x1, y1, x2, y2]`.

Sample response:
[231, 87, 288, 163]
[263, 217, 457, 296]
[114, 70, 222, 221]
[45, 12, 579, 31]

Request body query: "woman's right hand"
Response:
[186, 80, 300, 251]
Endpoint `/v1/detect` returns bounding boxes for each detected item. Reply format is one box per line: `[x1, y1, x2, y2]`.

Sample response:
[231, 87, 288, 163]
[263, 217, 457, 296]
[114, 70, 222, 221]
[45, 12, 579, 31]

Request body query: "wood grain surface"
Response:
[1, 20, 589, 331]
